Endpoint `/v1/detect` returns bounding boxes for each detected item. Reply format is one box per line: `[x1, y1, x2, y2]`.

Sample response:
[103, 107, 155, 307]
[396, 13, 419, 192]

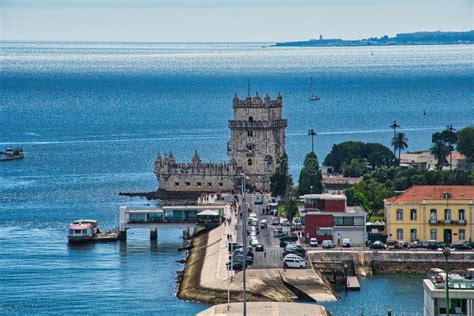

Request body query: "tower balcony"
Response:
[228, 119, 287, 129]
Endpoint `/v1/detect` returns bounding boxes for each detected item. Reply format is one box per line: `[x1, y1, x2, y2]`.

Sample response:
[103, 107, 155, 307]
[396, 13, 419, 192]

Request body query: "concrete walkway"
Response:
[197, 302, 330, 316]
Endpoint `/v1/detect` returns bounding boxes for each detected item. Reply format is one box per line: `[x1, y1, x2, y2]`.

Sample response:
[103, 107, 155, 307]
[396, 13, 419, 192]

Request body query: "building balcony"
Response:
[428, 220, 466, 225]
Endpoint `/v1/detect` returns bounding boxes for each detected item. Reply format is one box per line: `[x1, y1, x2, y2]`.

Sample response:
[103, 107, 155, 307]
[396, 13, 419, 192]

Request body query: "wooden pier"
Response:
[346, 276, 360, 291]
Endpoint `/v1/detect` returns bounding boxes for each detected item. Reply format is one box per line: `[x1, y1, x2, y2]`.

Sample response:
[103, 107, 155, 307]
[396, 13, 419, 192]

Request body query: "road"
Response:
[235, 194, 290, 269]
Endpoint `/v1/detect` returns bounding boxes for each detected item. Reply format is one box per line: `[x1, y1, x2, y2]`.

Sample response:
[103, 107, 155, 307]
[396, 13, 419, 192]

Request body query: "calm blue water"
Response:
[0, 42, 472, 314]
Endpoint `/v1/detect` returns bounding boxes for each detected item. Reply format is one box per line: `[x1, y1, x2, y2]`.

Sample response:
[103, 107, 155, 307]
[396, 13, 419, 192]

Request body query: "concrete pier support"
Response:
[150, 227, 158, 240]
[119, 229, 127, 241]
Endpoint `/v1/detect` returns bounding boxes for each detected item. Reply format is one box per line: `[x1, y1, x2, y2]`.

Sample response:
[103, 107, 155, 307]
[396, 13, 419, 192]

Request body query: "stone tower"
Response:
[227, 92, 287, 190]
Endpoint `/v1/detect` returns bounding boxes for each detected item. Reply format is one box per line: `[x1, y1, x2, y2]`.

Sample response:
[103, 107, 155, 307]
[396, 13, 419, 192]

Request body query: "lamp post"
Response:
[239, 174, 249, 316]
[389, 121, 400, 163]
[442, 247, 451, 316]
[308, 129, 316, 153]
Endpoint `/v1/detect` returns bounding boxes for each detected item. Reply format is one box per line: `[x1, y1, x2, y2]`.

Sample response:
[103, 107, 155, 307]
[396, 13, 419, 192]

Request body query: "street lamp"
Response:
[389, 121, 400, 162]
[238, 173, 249, 316]
[442, 247, 451, 316]
[308, 129, 316, 153]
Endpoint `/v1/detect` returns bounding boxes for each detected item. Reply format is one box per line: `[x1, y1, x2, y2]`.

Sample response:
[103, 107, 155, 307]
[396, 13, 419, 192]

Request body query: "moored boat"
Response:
[67, 219, 98, 243]
[0, 147, 24, 161]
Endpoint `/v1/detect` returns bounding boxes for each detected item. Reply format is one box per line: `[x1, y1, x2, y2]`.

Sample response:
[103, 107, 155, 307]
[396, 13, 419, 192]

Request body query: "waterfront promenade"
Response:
[181, 194, 336, 303]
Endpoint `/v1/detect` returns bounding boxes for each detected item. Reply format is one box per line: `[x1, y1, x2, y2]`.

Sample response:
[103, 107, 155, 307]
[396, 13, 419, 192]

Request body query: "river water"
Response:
[1, 42, 472, 314]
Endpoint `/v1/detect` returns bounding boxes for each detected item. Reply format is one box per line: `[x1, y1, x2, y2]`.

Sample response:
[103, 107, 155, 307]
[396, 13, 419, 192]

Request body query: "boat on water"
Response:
[309, 78, 320, 101]
[0, 147, 24, 161]
[67, 219, 98, 243]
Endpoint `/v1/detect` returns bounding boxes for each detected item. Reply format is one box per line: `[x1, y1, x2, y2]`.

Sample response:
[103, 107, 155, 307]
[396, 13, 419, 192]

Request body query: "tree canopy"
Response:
[323, 141, 393, 172]
[457, 127, 474, 162]
[297, 151, 324, 195]
[270, 153, 291, 198]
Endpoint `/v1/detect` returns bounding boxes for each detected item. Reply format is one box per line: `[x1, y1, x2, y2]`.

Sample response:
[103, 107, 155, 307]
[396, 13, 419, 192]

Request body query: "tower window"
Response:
[248, 116, 254, 122]
[247, 130, 253, 137]
[248, 159, 253, 166]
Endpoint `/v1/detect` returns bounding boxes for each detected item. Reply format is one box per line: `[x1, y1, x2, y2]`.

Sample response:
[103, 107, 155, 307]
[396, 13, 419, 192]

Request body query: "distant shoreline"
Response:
[274, 30, 473, 48]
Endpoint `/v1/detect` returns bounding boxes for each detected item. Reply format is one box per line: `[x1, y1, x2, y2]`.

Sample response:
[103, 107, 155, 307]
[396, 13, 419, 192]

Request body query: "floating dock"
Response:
[95, 231, 119, 242]
[346, 276, 360, 291]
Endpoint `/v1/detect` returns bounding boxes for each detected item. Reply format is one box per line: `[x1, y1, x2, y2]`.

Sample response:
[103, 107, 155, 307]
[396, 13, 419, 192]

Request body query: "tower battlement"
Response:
[233, 92, 282, 108]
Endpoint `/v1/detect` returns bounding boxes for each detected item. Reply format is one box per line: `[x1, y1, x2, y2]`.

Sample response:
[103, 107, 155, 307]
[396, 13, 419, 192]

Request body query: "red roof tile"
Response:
[386, 185, 474, 203]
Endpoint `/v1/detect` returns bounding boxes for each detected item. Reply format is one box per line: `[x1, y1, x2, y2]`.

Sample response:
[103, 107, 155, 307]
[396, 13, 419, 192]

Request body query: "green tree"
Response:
[342, 158, 368, 177]
[430, 140, 450, 170]
[391, 132, 408, 162]
[297, 151, 324, 195]
[457, 127, 474, 162]
[270, 153, 290, 198]
[324, 141, 393, 172]
[285, 199, 299, 222]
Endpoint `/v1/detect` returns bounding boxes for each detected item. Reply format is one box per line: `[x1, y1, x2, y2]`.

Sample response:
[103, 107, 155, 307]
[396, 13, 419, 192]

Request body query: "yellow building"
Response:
[385, 186, 474, 244]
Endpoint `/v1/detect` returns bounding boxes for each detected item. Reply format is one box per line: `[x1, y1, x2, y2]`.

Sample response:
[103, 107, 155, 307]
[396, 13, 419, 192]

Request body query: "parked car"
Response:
[342, 238, 351, 248]
[254, 194, 263, 204]
[283, 253, 305, 261]
[370, 241, 386, 249]
[250, 239, 260, 247]
[233, 248, 254, 258]
[233, 254, 254, 265]
[387, 240, 401, 249]
[255, 244, 264, 252]
[279, 240, 291, 248]
[226, 260, 244, 271]
[285, 244, 306, 254]
[272, 217, 280, 225]
[283, 257, 307, 269]
[279, 234, 298, 242]
[280, 218, 291, 226]
[283, 249, 306, 258]
[322, 240, 335, 249]
[463, 241, 474, 248]
[260, 219, 268, 229]
[409, 241, 424, 249]
[451, 243, 472, 250]
[427, 241, 445, 250]
[309, 238, 318, 247]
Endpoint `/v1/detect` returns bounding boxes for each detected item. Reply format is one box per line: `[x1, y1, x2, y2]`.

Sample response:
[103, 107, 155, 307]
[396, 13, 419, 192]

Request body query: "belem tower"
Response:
[154, 92, 287, 192]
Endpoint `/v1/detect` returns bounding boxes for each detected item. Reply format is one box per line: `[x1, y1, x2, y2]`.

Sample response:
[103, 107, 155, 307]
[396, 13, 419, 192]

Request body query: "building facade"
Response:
[385, 186, 474, 244]
[155, 93, 287, 192]
[301, 194, 366, 245]
[423, 278, 474, 316]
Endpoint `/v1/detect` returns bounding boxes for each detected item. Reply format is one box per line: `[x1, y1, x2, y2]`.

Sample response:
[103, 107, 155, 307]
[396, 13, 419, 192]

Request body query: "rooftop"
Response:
[386, 185, 474, 203]
[300, 193, 346, 201]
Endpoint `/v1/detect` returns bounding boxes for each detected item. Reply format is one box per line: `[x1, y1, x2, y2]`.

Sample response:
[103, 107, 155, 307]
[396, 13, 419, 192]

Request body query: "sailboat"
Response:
[309, 78, 320, 101]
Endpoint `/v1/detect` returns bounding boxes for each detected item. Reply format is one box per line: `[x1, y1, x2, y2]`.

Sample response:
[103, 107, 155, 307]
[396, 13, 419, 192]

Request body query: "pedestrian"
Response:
[264, 250, 267, 258]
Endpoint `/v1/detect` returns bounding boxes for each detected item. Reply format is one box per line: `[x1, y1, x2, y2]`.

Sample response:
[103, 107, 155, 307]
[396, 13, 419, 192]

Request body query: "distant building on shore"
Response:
[384, 185, 474, 244]
[155, 92, 287, 192]
[399, 150, 472, 171]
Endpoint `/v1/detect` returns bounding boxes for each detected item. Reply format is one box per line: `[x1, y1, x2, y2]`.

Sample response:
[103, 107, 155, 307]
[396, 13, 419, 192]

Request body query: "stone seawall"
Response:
[309, 250, 474, 275]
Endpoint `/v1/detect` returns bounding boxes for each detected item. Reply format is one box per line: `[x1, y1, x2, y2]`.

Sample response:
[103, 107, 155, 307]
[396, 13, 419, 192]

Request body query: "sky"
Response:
[0, 0, 473, 42]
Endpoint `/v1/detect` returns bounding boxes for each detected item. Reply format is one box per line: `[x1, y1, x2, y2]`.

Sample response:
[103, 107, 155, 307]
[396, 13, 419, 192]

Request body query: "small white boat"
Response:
[67, 219, 98, 243]
[0, 147, 24, 161]
[309, 78, 320, 101]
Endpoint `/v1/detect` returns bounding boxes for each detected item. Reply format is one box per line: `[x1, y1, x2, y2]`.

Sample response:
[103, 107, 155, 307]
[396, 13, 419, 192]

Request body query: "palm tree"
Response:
[392, 132, 408, 164]
[430, 140, 450, 170]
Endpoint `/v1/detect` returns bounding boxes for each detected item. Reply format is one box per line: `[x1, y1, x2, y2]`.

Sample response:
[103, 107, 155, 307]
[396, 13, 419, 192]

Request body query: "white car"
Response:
[322, 240, 335, 249]
[309, 238, 318, 247]
[283, 257, 307, 269]
[284, 253, 305, 261]
[250, 238, 259, 247]
[280, 218, 290, 226]
[254, 195, 263, 204]
[342, 238, 351, 248]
